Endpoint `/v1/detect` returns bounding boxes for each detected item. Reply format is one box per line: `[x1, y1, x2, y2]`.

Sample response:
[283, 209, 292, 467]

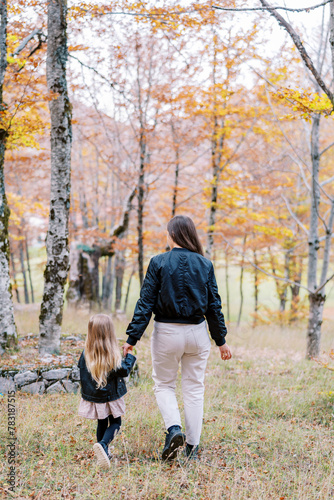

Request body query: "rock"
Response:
[0, 370, 18, 378]
[14, 370, 38, 387]
[0, 377, 15, 394]
[62, 380, 80, 394]
[71, 366, 80, 381]
[39, 354, 55, 364]
[21, 381, 45, 395]
[42, 369, 71, 381]
[46, 381, 66, 394]
[58, 355, 69, 364]
[64, 335, 81, 342]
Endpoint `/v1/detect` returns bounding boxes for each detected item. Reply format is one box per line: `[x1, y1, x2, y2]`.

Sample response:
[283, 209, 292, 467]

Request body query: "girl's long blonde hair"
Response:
[84, 314, 122, 389]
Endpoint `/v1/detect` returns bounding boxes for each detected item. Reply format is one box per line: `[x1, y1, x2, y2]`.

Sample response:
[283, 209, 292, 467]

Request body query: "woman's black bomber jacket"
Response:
[78, 351, 136, 403]
[126, 247, 227, 347]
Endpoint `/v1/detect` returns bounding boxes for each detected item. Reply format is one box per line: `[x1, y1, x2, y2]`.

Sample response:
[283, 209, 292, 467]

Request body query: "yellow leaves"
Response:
[2, 100, 47, 150]
[222, 186, 243, 199]
[6, 55, 20, 66]
[7, 193, 26, 228]
[68, 45, 89, 52]
[7, 193, 49, 229]
[253, 225, 294, 239]
[33, 202, 46, 213]
[275, 87, 333, 118]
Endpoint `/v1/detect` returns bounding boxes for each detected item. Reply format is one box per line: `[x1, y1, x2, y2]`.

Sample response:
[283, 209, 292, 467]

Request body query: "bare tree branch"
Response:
[314, 271, 334, 294]
[259, 0, 334, 106]
[111, 187, 137, 238]
[281, 194, 309, 236]
[321, 175, 334, 186]
[320, 141, 334, 156]
[12, 28, 46, 56]
[69, 54, 118, 90]
[329, 0, 334, 89]
[213, 1, 331, 13]
[76, 1, 332, 18]
[214, 232, 314, 294]
[319, 198, 334, 287]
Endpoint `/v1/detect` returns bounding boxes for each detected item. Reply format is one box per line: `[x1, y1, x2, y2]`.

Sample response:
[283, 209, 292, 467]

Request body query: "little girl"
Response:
[78, 314, 136, 469]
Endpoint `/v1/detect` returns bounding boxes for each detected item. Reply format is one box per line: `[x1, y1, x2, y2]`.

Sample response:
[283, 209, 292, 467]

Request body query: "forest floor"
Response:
[0, 312, 334, 500]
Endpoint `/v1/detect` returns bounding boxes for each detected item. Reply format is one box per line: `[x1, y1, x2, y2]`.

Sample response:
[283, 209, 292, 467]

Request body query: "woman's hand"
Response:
[219, 344, 232, 361]
[122, 342, 134, 357]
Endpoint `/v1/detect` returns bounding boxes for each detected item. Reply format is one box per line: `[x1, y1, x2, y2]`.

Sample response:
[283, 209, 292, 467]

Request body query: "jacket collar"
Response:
[171, 247, 189, 251]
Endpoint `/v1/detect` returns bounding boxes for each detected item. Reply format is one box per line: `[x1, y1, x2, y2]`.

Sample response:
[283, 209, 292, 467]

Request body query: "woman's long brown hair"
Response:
[167, 215, 204, 256]
[84, 314, 122, 388]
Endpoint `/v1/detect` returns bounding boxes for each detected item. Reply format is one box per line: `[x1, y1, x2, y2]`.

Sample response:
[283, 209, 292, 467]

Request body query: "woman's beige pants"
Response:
[151, 321, 211, 446]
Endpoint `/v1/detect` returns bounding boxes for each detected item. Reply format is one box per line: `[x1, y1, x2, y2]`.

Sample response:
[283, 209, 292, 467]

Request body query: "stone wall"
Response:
[0, 366, 80, 395]
[0, 363, 139, 395]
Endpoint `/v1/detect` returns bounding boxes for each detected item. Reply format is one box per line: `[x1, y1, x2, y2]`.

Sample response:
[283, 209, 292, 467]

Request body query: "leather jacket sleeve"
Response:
[205, 263, 227, 346]
[126, 258, 160, 346]
[107, 353, 137, 379]
[78, 351, 84, 368]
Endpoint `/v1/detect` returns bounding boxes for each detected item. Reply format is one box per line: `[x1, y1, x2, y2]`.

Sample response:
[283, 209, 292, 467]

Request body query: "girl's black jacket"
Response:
[126, 247, 227, 347]
[78, 351, 136, 403]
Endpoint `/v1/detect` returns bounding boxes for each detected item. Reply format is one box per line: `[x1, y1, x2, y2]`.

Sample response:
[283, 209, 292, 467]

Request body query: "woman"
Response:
[123, 215, 231, 460]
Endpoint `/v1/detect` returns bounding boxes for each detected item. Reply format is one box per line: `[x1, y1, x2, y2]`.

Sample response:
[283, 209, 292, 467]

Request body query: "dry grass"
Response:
[1, 323, 334, 499]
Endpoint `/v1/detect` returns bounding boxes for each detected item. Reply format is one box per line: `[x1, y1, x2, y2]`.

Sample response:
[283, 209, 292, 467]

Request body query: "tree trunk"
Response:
[290, 254, 303, 322]
[171, 123, 180, 217]
[66, 241, 81, 305]
[124, 265, 135, 313]
[101, 256, 109, 305]
[10, 251, 20, 303]
[206, 47, 219, 259]
[39, 0, 72, 355]
[269, 247, 288, 315]
[237, 235, 246, 327]
[91, 249, 100, 306]
[67, 246, 99, 307]
[78, 144, 89, 228]
[67, 190, 136, 308]
[225, 248, 230, 322]
[115, 250, 125, 311]
[307, 197, 334, 356]
[93, 147, 99, 226]
[280, 251, 290, 313]
[306, 114, 321, 358]
[253, 249, 259, 328]
[102, 254, 113, 310]
[25, 234, 34, 303]
[19, 239, 29, 304]
[137, 127, 145, 287]
[206, 110, 225, 257]
[330, 1, 334, 88]
[305, 115, 334, 358]
[207, 166, 219, 259]
[0, 0, 16, 353]
[206, 38, 225, 259]
[307, 293, 325, 358]
[107, 256, 115, 311]
[171, 146, 179, 218]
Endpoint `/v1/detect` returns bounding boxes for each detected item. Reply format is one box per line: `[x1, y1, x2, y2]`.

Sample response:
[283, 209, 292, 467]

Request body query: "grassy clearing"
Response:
[1, 323, 333, 499]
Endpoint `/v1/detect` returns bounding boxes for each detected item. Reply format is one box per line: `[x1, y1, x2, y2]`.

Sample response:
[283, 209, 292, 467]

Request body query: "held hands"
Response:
[123, 341, 231, 359]
[219, 343, 232, 361]
[122, 342, 134, 357]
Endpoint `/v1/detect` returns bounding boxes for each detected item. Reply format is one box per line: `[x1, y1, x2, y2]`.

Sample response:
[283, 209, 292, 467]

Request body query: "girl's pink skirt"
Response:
[78, 396, 125, 420]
